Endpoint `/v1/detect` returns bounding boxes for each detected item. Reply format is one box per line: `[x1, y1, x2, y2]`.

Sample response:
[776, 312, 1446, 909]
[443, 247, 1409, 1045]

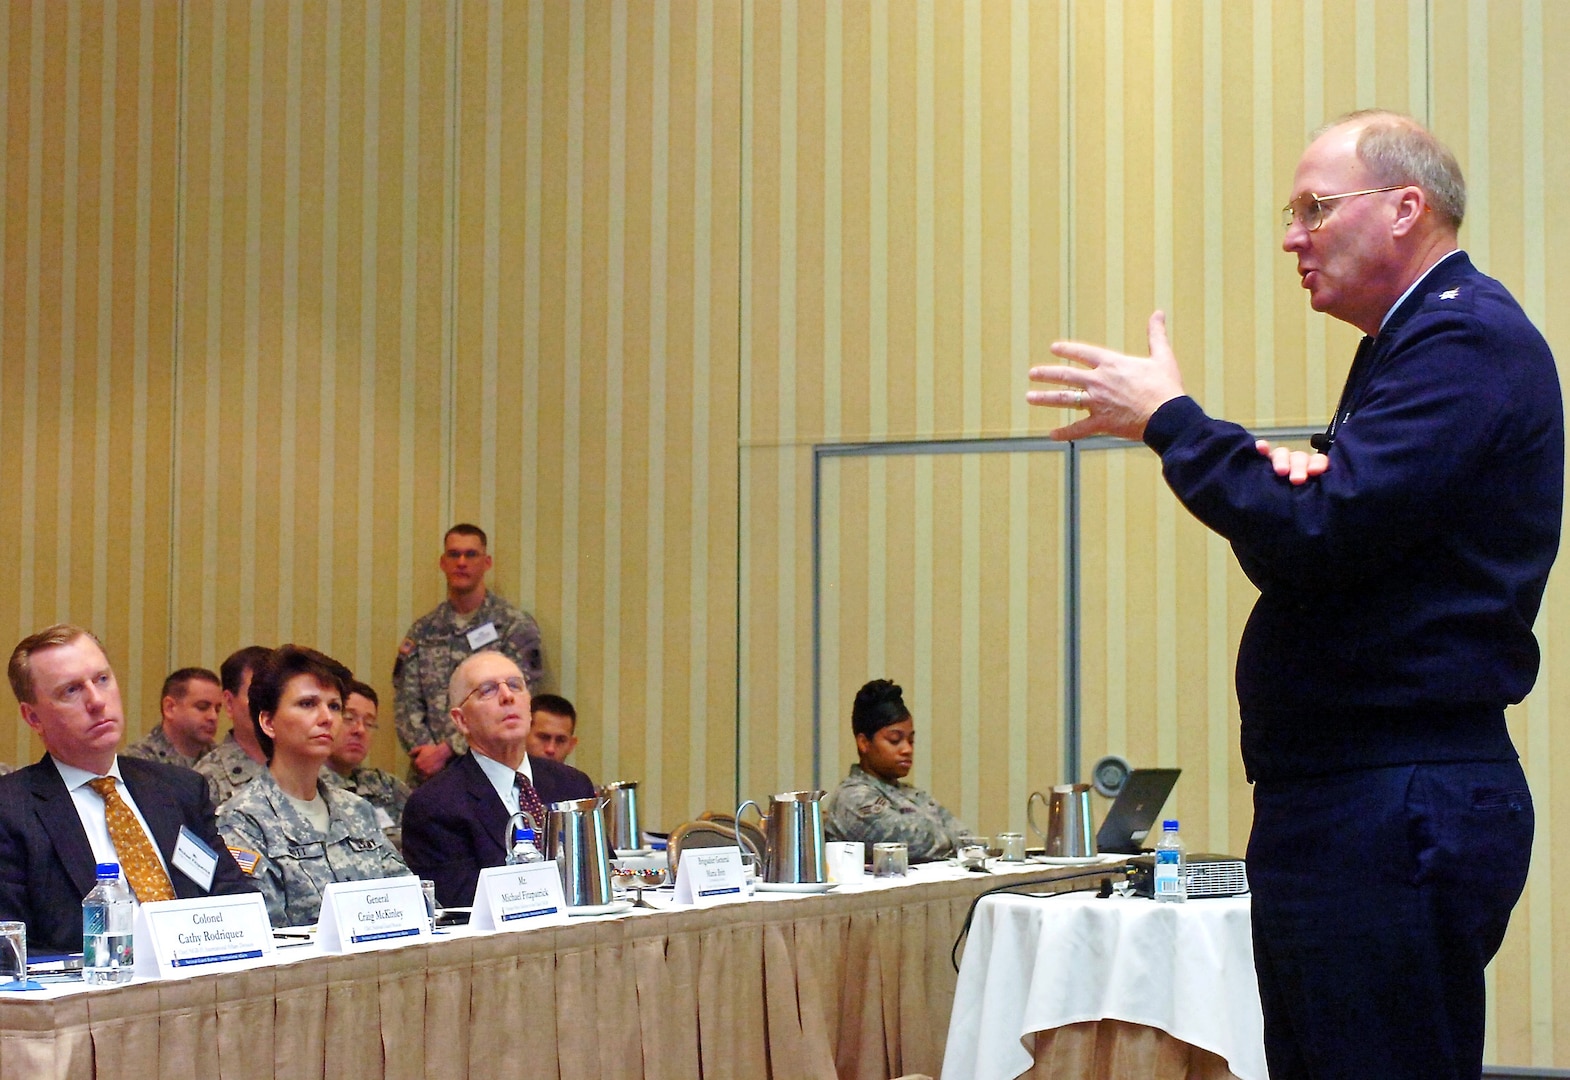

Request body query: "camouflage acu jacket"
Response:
[392, 591, 545, 756]
[217, 769, 410, 927]
[324, 765, 411, 825]
[195, 733, 267, 811]
[125, 725, 208, 771]
[822, 764, 968, 862]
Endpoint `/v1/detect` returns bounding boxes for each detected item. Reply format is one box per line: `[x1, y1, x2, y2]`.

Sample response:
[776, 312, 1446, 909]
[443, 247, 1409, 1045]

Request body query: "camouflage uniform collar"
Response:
[848, 763, 913, 794]
[248, 767, 360, 845]
[440, 590, 510, 628]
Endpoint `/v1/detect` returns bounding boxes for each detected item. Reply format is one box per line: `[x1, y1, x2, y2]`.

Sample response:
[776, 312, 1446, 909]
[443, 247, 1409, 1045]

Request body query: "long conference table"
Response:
[0, 860, 1251, 1080]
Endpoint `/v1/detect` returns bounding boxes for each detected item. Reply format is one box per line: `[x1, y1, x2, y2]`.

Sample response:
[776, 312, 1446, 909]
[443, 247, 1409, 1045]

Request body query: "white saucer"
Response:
[615, 847, 657, 858]
[755, 881, 837, 894]
[1034, 854, 1113, 866]
[567, 900, 635, 916]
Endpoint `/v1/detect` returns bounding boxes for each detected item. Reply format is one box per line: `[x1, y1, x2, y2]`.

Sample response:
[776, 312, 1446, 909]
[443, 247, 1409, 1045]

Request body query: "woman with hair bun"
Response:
[822, 678, 968, 862]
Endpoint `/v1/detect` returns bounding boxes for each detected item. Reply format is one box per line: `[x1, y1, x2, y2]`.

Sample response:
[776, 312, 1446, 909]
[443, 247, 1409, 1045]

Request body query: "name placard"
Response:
[317, 876, 431, 952]
[674, 849, 745, 906]
[133, 893, 275, 979]
[471, 862, 569, 932]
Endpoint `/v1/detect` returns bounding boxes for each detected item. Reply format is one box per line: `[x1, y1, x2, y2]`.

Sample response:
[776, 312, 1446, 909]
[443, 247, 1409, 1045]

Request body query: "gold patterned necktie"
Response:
[86, 776, 176, 903]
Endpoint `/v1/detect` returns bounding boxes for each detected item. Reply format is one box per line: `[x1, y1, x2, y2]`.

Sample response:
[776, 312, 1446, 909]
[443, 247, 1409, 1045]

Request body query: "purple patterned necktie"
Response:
[515, 771, 549, 836]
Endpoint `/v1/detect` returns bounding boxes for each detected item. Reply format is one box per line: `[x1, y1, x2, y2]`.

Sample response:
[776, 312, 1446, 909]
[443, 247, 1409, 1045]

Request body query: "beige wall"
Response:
[0, 0, 742, 830]
[3, 0, 1568, 1067]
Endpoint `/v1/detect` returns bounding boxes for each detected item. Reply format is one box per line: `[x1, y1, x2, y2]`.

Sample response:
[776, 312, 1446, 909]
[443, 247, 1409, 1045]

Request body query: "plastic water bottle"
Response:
[506, 826, 545, 865]
[1153, 820, 1187, 903]
[83, 862, 135, 985]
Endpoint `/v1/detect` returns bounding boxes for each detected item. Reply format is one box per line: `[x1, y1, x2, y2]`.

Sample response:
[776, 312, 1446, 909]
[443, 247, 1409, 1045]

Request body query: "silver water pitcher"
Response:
[546, 796, 615, 906]
[756, 790, 828, 884]
[1027, 783, 1096, 858]
[599, 780, 642, 851]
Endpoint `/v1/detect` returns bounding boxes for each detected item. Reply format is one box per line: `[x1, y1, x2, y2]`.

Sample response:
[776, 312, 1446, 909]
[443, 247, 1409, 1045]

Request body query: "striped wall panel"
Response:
[446, 0, 744, 828]
[0, 0, 179, 763]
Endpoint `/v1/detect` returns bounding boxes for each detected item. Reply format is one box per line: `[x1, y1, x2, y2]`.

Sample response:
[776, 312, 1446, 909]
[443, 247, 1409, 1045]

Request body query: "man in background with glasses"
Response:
[324, 681, 410, 830]
[401, 651, 594, 908]
[1027, 111, 1561, 1080]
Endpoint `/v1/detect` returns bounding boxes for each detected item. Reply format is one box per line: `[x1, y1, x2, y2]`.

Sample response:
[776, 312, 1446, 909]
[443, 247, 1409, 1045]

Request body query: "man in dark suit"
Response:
[0, 624, 255, 953]
[402, 650, 595, 907]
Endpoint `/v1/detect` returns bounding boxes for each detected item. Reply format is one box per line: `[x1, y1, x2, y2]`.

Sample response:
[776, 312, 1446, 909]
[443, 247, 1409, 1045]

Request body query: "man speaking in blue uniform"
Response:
[1027, 111, 1562, 1080]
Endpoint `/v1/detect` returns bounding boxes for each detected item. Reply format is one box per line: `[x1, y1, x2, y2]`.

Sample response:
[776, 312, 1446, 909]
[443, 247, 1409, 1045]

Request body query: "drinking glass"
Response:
[998, 832, 1028, 862]
[956, 835, 989, 869]
[872, 843, 908, 877]
[420, 880, 441, 930]
[739, 851, 760, 896]
[0, 922, 26, 984]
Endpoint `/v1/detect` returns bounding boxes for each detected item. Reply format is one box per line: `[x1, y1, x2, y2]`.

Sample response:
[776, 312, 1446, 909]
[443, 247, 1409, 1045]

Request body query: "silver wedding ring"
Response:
[1072, 389, 1087, 408]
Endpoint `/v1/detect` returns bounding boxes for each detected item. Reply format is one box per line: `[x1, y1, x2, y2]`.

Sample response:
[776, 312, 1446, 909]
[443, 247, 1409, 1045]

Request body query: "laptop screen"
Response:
[1095, 768, 1181, 854]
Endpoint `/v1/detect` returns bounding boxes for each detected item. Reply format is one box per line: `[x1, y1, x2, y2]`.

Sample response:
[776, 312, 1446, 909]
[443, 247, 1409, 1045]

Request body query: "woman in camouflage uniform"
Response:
[218, 646, 410, 927]
[822, 678, 968, 862]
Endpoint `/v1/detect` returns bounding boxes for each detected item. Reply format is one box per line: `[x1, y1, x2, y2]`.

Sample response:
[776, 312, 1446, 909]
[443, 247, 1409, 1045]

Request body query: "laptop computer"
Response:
[1095, 768, 1181, 854]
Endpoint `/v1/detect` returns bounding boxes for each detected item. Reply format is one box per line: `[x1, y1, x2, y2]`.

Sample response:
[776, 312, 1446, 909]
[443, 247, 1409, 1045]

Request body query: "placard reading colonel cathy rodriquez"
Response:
[317, 876, 433, 952]
[471, 862, 569, 932]
[134, 893, 275, 979]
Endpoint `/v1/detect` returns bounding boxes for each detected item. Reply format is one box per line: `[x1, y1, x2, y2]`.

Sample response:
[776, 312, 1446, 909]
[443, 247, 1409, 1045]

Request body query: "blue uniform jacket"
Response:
[1144, 253, 1563, 780]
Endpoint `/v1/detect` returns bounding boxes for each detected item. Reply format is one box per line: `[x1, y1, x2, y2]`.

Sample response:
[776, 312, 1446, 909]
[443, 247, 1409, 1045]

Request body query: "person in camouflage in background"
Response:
[823, 678, 968, 862]
[196, 645, 274, 809]
[394, 524, 545, 784]
[125, 667, 223, 770]
[325, 680, 410, 827]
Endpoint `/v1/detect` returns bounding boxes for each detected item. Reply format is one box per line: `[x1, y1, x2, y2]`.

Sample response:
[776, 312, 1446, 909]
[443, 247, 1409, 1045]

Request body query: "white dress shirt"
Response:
[472, 750, 536, 818]
[53, 755, 173, 881]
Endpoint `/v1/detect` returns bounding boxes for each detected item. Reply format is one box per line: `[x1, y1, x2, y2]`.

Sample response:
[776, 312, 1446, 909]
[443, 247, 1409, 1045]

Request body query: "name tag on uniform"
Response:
[674, 849, 745, 906]
[317, 876, 431, 952]
[133, 893, 274, 979]
[466, 622, 500, 650]
[172, 825, 219, 892]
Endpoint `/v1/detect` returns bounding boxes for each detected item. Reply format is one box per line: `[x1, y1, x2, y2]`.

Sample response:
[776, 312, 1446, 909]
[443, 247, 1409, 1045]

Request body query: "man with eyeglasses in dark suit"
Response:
[401, 651, 594, 909]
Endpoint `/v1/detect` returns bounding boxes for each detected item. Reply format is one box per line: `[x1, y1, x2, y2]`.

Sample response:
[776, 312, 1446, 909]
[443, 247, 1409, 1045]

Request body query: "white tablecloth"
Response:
[942, 892, 1266, 1080]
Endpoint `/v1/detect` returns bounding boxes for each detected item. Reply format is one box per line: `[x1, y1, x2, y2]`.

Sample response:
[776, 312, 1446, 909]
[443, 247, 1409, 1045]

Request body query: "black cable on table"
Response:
[950, 863, 1132, 973]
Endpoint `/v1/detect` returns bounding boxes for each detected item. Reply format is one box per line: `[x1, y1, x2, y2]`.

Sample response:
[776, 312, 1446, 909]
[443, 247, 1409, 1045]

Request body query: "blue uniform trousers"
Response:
[1247, 760, 1532, 1080]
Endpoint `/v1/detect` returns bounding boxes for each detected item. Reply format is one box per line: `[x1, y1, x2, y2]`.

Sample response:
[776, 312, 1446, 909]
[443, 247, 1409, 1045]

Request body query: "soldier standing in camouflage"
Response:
[125, 667, 223, 769]
[394, 524, 546, 783]
[823, 678, 968, 862]
[325, 680, 410, 827]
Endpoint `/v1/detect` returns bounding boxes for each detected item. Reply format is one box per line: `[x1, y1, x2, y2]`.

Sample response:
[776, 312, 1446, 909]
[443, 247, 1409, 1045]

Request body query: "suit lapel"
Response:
[461, 754, 509, 865]
[29, 758, 99, 898]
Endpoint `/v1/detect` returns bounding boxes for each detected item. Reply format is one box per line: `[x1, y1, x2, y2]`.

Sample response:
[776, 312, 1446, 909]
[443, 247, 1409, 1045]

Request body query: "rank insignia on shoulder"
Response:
[227, 847, 262, 875]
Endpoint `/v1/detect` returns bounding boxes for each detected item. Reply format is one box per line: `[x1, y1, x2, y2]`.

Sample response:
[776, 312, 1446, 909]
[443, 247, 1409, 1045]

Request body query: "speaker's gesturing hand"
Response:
[1026, 311, 1187, 442]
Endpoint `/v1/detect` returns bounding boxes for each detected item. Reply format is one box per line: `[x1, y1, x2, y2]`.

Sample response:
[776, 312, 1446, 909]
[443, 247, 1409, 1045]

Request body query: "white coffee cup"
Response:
[825, 841, 866, 882]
